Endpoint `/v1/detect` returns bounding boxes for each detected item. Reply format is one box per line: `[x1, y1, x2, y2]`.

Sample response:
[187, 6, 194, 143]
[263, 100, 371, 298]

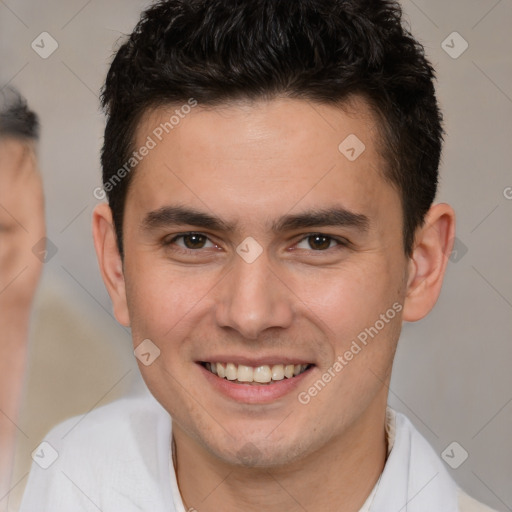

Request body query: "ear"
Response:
[402, 203, 456, 322]
[92, 203, 130, 327]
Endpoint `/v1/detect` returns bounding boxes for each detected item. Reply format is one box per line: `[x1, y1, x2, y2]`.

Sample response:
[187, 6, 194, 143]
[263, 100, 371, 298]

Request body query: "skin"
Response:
[0, 137, 44, 501]
[93, 96, 455, 512]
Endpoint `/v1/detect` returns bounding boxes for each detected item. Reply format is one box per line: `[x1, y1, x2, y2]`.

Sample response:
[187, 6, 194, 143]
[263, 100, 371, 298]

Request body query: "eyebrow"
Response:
[141, 205, 370, 234]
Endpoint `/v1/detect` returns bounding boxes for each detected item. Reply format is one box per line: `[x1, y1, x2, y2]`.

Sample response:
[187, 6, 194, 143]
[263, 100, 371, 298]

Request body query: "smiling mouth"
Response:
[201, 362, 312, 385]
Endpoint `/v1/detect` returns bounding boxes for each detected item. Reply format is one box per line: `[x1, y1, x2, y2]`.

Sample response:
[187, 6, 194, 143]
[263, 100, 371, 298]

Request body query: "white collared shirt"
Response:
[20, 390, 496, 511]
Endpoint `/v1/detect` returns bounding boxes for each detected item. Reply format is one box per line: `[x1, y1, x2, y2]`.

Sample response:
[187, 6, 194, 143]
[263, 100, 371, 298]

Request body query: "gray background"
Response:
[1, 0, 511, 510]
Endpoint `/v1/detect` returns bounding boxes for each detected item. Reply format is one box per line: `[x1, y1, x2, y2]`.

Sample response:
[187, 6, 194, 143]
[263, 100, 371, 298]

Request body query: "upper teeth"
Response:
[205, 362, 309, 383]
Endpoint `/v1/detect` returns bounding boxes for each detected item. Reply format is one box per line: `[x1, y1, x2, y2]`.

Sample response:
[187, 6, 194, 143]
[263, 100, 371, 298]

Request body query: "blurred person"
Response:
[0, 88, 43, 504]
[20, 1, 497, 511]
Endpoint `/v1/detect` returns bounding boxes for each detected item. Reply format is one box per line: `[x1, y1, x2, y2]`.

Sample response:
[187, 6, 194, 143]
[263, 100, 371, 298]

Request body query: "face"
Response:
[102, 97, 412, 466]
[0, 138, 44, 310]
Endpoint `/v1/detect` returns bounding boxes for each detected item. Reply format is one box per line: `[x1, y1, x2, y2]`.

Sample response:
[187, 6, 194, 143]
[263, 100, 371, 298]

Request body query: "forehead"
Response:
[134, 95, 382, 166]
[126, 97, 398, 232]
[0, 137, 33, 178]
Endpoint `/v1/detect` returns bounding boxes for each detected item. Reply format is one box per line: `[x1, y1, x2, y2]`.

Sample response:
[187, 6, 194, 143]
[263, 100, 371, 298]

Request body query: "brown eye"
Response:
[294, 233, 348, 252]
[307, 234, 332, 250]
[181, 233, 208, 249]
[164, 232, 217, 251]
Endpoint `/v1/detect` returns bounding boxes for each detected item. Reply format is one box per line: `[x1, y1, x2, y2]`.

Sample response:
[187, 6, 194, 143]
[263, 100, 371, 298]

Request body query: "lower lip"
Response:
[198, 364, 313, 404]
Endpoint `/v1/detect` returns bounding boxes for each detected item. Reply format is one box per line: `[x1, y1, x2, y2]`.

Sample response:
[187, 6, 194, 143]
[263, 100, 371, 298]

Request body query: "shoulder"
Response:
[20, 392, 173, 511]
[390, 409, 498, 512]
[458, 490, 499, 512]
[44, 391, 170, 458]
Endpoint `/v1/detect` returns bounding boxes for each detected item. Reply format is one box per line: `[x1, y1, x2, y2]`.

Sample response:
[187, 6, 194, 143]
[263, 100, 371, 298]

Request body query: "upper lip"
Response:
[197, 355, 314, 367]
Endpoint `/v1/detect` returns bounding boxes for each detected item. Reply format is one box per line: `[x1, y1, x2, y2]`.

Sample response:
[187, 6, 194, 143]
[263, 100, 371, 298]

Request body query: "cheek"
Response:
[290, 260, 401, 340]
[125, 256, 213, 341]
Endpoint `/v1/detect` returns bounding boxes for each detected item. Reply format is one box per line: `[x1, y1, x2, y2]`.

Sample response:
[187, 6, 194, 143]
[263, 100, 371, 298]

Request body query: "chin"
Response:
[202, 431, 312, 469]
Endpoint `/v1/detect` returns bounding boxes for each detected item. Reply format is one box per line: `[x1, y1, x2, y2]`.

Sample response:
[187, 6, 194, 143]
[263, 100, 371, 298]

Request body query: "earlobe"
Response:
[92, 203, 131, 327]
[402, 203, 456, 322]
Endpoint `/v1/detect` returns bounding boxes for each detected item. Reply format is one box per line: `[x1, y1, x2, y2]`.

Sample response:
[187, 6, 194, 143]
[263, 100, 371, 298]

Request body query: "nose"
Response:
[214, 250, 294, 340]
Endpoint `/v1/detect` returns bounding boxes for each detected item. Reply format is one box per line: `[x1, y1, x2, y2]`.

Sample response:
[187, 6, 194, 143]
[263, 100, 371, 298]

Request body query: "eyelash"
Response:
[162, 232, 349, 254]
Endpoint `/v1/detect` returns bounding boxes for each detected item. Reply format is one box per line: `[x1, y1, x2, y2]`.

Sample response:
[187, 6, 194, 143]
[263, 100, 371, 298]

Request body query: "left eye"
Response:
[295, 234, 344, 251]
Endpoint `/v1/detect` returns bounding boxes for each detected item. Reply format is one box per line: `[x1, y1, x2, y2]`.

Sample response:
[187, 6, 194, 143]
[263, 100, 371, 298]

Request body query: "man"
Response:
[0, 88, 42, 506]
[20, 0, 497, 510]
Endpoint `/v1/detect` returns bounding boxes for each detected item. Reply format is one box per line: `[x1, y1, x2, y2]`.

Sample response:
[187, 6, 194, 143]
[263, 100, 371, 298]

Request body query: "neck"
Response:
[172, 403, 388, 512]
